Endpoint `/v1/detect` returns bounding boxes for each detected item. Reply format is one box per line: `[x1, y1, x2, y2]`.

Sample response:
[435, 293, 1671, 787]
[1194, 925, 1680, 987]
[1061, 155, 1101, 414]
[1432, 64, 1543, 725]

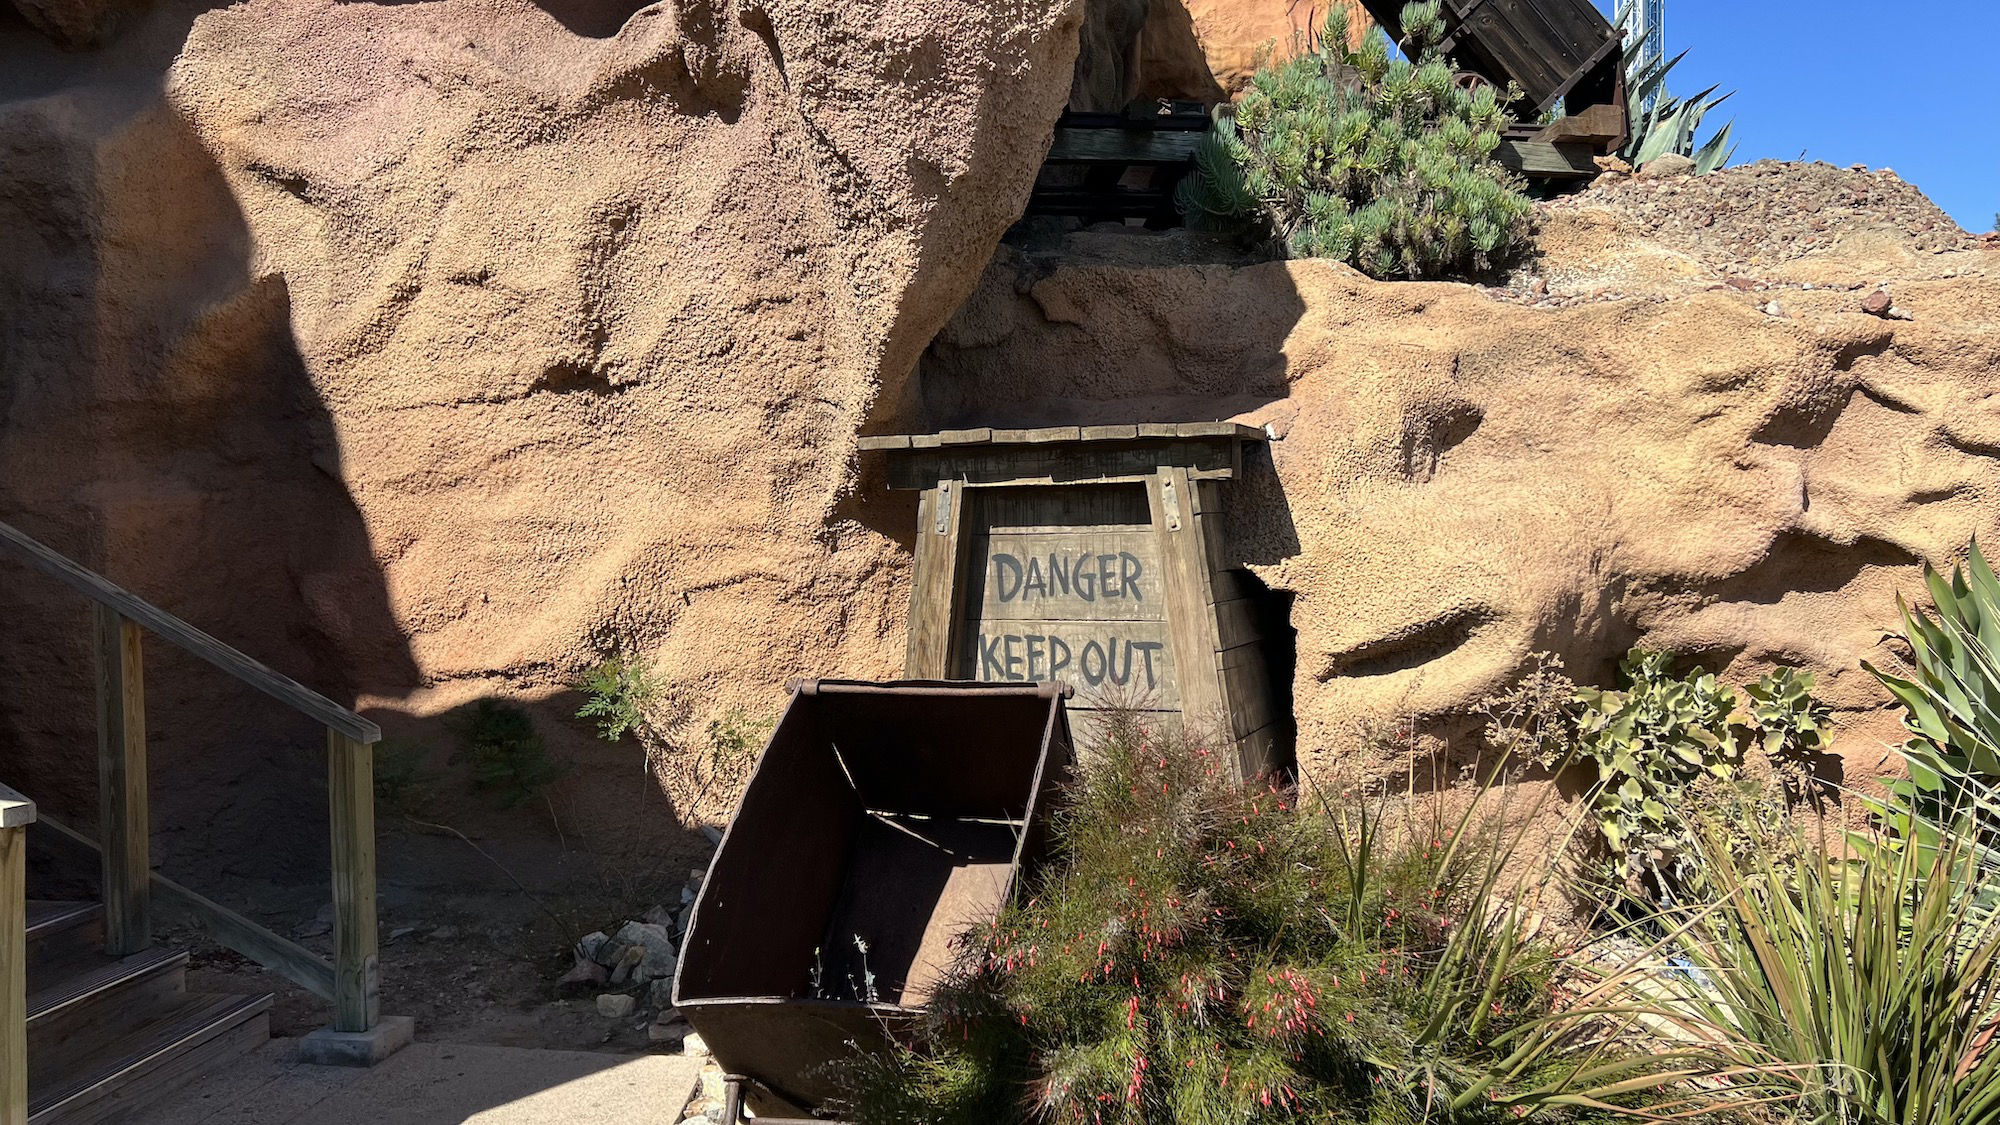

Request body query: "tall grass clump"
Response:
[1627, 810, 2000, 1125]
[838, 715, 1696, 1125]
[1177, 2, 1534, 279]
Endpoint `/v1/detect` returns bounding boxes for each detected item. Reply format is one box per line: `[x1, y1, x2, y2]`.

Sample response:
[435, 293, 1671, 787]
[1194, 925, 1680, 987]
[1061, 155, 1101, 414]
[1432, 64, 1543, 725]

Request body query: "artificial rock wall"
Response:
[2, 0, 1995, 864]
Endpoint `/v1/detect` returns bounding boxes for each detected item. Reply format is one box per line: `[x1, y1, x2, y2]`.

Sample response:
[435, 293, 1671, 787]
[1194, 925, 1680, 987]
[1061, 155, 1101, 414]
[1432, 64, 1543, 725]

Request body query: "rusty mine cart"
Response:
[671, 679, 1076, 1123]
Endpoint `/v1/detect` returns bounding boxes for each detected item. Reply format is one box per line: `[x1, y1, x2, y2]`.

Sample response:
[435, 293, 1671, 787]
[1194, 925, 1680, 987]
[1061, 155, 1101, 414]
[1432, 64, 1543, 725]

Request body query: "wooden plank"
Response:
[1149, 467, 1231, 756]
[1079, 425, 1139, 441]
[1017, 427, 1083, 444]
[1220, 647, 1277, 736]
[31, 814, 335, 1002]
[974, 484, 1152, 531]
[969, 532, 1167, 620]
[1235, 723, 1283, 780]
[159, 878, 336, 1002]
[1496, 139, 1598, 179]
[855, 435, 910, 451]
[93, 606, 149, 956]
[0, 521, 379, 743]
[881, 438, 1246, 491]
[1215, 598, 1263, 652]
[1210, 569, 1254, 607]
[2, 825, 26, 1125]
[1045, 127, 1202, 165]
[958, 621, 1178, 709]
[1533, 101, 1625, 146]
[0, 784, 31, 831]
[328, 730, 380, 1033]
[904, 481, 971, 678]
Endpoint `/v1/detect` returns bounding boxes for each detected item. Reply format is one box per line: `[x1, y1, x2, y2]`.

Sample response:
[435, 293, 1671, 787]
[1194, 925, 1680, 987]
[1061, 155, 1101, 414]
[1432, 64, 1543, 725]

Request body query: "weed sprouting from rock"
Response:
[576, 652, 661, 743]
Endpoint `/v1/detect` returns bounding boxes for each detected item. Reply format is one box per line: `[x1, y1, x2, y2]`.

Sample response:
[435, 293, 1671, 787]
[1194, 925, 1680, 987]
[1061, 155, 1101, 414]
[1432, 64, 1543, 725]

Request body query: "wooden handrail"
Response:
[0, 784, 31, 830]
[0, 517, 390, 1050]
[35, 814, 337, 1001]
[1, 783, 34, 1125]
[0, 521, 379, 744]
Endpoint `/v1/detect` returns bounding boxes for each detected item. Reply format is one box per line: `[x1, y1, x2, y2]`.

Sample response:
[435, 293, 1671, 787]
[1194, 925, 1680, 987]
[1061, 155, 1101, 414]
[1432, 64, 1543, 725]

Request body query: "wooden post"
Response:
[93, 604, 149, 955]
[2, 785, 37, 1125]
[904, 479, 970, 678]
[1148, 466, 1234, 766]
[327, 729, 379, 1033]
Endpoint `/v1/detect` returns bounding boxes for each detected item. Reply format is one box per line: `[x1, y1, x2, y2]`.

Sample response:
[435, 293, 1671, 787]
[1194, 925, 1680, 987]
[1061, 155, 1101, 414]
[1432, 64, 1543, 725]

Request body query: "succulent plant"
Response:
[1177, 2, 1534, 279]
[1620, 49, 1737, 175]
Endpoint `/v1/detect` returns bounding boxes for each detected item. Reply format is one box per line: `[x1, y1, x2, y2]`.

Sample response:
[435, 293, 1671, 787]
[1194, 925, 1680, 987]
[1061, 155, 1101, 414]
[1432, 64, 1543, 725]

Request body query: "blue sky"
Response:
[1623, 0, 1999, 232]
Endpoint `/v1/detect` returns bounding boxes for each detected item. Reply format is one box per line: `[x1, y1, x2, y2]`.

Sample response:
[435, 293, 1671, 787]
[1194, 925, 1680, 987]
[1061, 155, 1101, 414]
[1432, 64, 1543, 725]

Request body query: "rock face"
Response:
[0, 0, 1082, 862]
[1073, 0, 1373, 109]
[1177, 0, 1372, 96]
[920, 165, 1999, 783]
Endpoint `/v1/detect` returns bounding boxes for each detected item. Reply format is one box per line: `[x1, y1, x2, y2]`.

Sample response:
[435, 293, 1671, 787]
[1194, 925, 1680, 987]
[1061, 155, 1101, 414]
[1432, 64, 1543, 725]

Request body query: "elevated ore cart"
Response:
[672, 679, 1076, 1123]
[1360, 0, 1630, 177]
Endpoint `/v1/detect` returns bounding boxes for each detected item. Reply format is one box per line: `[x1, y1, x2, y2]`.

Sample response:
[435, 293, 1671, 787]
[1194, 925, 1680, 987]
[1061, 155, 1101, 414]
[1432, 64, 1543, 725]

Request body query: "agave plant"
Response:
[1863, 541, 2000, 835]
[1619, 50, 1736, 174]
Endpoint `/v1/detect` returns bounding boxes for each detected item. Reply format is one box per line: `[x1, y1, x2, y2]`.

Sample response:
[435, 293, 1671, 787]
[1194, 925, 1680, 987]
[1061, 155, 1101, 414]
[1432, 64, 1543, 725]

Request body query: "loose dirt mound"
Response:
[1519, 160, 1980, 304]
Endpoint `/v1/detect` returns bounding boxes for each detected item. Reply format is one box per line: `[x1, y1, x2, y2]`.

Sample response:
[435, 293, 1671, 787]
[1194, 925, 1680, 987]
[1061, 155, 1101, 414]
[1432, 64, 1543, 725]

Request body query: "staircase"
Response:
[0, 517, 401, 1125]
[23, 901, 270, 1124]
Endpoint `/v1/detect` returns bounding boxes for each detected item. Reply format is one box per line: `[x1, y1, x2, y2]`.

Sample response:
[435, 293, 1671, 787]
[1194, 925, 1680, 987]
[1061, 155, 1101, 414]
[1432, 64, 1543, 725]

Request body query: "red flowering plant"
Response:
[836, 710, 1721, 1125]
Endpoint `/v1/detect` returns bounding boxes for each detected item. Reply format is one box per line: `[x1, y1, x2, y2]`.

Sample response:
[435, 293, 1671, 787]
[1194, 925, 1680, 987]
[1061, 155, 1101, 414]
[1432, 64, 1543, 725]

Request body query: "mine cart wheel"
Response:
[1454, 70, 1495, 97]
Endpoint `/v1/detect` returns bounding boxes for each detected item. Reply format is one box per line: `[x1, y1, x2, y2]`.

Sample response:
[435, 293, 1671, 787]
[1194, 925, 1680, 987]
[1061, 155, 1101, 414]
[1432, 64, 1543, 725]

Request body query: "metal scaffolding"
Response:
[1613, 0, 1666, 107]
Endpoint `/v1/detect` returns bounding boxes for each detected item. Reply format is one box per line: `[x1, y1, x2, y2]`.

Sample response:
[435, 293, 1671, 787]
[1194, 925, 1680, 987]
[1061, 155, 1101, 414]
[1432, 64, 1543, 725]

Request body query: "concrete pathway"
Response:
[138, 1039, 706, 1124]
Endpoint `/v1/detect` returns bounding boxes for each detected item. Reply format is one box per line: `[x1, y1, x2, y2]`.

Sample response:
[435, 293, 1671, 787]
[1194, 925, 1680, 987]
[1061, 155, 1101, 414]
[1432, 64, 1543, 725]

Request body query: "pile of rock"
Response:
[1545, 159, 1975, 272]
[560, 867, 709, 1051]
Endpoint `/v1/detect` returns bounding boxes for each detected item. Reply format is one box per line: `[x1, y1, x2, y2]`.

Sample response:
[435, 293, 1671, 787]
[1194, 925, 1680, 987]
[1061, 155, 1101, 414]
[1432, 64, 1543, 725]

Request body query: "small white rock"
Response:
[681, 1031, 708, 1056]
[598, 993, 637, 1018]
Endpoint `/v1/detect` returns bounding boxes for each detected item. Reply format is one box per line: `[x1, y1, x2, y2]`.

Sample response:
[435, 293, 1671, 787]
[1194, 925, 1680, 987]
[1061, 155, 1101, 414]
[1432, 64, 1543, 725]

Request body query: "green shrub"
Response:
[1632, 811, 2000, 1125]
[1177, 2, 1535, 279]
[1574, 649, 1739, 884]
[837, 715, 1686, 1124]
[690, 707, 775, 807]
[575, 653, 660, 742]
[1743, 667, 1831, 760]
[1573, 652, 1835, 882]
[705, 708, 771, 777]
[448, 700, 568, 809]
[372, 738, 440, 814]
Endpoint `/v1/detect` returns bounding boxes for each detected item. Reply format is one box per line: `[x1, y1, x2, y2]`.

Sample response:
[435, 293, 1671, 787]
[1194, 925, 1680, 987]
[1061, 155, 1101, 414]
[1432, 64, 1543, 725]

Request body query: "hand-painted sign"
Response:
[956, 495, 1177, 709]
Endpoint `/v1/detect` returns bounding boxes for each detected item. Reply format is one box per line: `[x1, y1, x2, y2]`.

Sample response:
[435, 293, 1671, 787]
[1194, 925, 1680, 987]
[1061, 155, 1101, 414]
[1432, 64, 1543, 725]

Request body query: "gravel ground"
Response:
[1486, 159, 1996, 308]
[1548, 159, 1976, 267]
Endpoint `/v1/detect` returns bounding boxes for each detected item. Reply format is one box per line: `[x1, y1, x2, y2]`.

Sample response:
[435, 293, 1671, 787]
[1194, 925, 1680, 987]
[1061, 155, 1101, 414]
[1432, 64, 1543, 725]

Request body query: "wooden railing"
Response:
[0, 520, 384, 1038]
[2, 782, 34, 1125]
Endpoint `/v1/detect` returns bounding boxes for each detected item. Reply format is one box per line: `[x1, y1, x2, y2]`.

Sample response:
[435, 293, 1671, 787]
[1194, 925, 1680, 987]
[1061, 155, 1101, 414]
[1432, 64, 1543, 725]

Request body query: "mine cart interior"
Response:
[673, 679, 1075, 1120]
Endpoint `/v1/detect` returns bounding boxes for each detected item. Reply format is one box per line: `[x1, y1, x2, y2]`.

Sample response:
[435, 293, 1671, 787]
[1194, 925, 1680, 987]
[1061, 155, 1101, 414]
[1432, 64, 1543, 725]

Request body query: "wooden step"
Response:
[27, 991, 272, 1125]
[27, 947, 188, 1087]
[25, 902, 103, 977]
